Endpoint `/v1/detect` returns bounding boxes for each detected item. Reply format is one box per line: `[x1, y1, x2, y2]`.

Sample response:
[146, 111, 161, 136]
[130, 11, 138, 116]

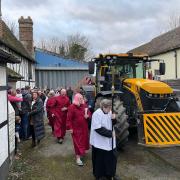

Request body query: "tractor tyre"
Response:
[113, 99, 129, 150]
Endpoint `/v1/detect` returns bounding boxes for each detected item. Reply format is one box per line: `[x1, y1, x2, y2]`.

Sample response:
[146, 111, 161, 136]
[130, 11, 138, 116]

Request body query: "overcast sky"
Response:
[2, 0, 180, 55]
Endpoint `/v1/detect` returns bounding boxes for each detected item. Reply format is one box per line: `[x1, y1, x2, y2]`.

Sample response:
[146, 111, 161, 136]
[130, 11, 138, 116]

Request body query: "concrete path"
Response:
[149, 146, 180, 171]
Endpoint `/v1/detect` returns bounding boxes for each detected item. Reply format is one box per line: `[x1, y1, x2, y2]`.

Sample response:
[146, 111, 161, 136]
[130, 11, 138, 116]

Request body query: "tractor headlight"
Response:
[149, 93, 152, 97]
[106, 56, 111, 60]
[154, 94, 158, 98]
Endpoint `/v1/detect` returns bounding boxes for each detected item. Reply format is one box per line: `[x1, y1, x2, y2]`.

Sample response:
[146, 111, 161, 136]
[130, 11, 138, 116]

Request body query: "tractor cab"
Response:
[89, 53, 165, 96]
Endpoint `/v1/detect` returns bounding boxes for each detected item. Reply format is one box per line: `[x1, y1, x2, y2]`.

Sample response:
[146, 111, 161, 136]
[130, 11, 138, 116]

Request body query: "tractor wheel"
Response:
[113, 99, 129, 150]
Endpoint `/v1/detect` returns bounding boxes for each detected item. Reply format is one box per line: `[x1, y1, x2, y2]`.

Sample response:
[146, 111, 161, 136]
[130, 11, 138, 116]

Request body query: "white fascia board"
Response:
[35, 66, 88, 71]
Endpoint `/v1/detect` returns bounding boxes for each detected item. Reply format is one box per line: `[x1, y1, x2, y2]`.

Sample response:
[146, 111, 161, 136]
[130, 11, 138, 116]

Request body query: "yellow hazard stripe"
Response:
[143, 113, 180, 146]
[155, 116, 172, 142]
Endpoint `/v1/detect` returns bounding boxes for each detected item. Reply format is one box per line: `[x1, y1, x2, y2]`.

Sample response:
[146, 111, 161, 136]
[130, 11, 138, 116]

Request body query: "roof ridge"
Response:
[128, 26, 180, 56]
[151, 26, 180, 42]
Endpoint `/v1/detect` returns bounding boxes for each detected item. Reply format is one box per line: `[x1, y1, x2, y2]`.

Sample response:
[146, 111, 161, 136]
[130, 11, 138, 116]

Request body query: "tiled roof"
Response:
[0, 20, 35, 62]
[128, 26, 180, 56]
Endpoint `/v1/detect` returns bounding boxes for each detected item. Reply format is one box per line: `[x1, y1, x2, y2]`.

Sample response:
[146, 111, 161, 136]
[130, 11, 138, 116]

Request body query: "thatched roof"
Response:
[128, 26, 180, 56]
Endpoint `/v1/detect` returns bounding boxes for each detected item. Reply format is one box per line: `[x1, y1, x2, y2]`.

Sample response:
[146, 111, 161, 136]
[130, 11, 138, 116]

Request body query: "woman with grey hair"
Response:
[90, 99, 120, 180]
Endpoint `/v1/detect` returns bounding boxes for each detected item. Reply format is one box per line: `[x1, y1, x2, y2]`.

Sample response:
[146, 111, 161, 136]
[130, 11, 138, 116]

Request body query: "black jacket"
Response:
[29, 98, 45, 140]
[21, 91, 32, 114]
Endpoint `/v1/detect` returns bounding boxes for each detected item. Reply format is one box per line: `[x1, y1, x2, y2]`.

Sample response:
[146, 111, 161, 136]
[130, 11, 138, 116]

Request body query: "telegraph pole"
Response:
[0, 0, 2, 20]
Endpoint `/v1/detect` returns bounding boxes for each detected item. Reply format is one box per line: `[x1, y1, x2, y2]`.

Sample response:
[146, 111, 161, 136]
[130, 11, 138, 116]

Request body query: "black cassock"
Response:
[92, 127, 117, 179]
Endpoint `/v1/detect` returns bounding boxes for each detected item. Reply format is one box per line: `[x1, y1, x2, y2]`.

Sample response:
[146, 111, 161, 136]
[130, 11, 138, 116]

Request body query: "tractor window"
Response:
[115, 65, 134, 78]
[136, 63, 144, 78]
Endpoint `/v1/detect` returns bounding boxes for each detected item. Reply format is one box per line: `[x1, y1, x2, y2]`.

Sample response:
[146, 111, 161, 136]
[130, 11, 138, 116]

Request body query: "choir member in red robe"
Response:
[67, 93, 91, 166]
[54, 89, 70, 144]
[46, 90, 56, 133]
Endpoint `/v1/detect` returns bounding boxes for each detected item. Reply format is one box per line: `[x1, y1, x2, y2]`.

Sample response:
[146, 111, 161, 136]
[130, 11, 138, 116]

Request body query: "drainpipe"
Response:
[174, 50, 177, 79]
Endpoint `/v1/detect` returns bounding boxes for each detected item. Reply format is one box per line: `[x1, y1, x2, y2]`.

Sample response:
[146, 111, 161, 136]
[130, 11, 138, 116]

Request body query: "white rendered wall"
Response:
[8, 102, 15, 154]
[150, 50, 180, 80]
[0, 66, 9, 167]
[0, 126, 8, 166]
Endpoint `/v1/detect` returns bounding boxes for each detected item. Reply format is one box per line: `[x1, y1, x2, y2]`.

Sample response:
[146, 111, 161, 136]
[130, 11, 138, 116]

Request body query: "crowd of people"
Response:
[8, 85, 120, 180]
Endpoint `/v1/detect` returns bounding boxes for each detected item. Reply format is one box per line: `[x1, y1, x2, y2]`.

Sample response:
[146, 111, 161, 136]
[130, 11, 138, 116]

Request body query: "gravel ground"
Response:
[8, 122, 180, 180]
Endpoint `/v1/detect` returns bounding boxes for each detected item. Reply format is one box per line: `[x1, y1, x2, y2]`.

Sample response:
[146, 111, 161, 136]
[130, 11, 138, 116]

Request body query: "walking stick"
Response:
[111, 66, 115, 180]
[111, 66, 115, 150]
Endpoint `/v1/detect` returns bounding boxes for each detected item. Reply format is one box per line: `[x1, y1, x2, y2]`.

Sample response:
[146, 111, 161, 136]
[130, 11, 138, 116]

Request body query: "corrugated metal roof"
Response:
[35, 48, 88, 67]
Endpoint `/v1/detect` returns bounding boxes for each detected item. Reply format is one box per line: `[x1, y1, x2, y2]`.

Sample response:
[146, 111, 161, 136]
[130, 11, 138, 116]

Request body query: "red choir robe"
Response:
[54, 95, 70, 138]
[67, 104, 91, 156]
[46, 97, 57, 127]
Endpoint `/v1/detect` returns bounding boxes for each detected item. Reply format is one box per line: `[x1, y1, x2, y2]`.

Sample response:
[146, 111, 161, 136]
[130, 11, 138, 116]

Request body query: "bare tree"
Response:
[38, 38, 47, 50]
[66, 33, 90, 60]
[36, 33, 91, 61]
[3, 17, 18, 38]
[158, 12, 180, 35]
[37, 37, 64, 53]
[167, 13, 180, 30]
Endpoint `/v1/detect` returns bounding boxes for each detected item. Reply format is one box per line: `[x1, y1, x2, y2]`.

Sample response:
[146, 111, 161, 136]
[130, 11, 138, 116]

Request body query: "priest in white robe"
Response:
[90, 99, 120, 180]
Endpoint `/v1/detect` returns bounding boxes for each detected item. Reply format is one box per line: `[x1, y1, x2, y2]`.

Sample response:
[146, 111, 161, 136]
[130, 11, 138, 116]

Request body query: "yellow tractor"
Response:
[88, 53, 180, 149]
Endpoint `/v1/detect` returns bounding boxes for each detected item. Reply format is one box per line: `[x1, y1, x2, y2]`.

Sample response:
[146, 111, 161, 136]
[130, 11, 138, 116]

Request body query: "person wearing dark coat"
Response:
[29, 91, 45, 147]
[21, 89, 32, 140]
[67, 87, 73, 103]
[38, 90, 46, 104]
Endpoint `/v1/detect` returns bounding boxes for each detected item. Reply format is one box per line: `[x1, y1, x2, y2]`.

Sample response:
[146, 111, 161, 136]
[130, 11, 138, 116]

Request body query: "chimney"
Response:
[18, 16, 33, 55]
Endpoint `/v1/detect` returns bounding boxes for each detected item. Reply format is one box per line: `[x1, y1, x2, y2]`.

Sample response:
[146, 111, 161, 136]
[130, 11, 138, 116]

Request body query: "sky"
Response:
[2, 0, 180, 55]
